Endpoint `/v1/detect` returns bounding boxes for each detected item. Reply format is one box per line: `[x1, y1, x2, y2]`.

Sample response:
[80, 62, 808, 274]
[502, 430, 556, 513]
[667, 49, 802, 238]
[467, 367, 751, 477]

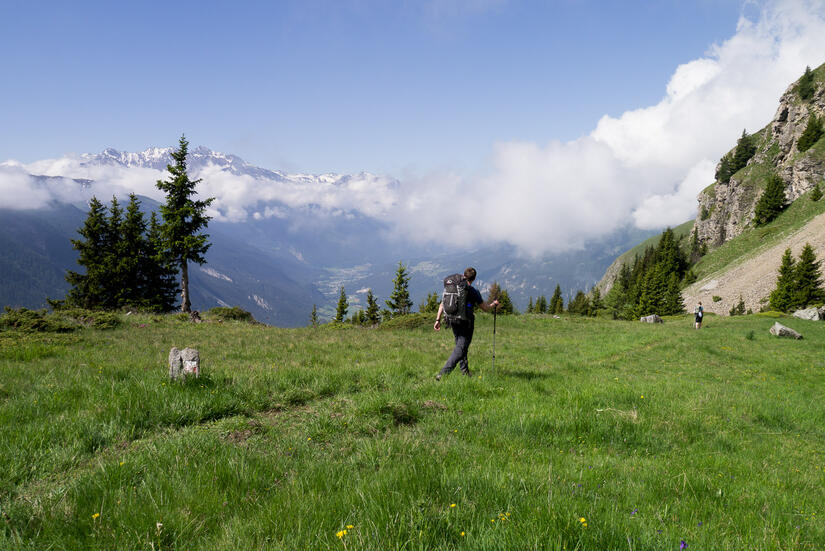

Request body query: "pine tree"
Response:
[732, 130, 757, 174]
[716, 152, 734, 184]
[66, 197, 109, 309]
[526, 297, 534, 314]
[142, 212, 178, 312]
[549, 285, 563, 314]
[118, 194, 147, 307]
[536, 295, 548, 314]
[567, 290, 589, 315]
[497, 290, 515, 314]
[797, 114, 824, 153]
[385, 261, 413, 316]
[366, 290, 381, 324]
[793, 243, 825, 309]
[487, 282, 502, 312]
[419, 292, 439, 314]
[590, 287, 603, 313]
[102, 196, 125, 308]
[729, 296, 746, 316]
[334, 286, 348, 323]
[156, 135, 215, 312]
[310, 304, 318, 327]
[754, 174, 787, 227]
[769, 248, 797, 312]
[811, 183, 822, 202]
[663, 272, 684, 315]
[797, 65, 815, 100]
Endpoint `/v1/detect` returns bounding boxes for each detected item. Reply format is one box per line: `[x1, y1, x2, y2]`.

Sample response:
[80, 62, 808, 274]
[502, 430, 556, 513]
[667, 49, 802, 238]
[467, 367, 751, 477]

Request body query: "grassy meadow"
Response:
[1, 312, 825, 550]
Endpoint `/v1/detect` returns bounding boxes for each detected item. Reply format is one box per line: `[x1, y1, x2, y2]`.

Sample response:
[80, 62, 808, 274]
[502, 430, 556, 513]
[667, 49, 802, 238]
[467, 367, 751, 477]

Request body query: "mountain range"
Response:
[0, 147, 656, 326]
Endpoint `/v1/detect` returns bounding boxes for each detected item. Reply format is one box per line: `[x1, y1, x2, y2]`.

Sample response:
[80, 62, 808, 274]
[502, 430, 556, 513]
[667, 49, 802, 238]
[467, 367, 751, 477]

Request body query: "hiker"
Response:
[433, 267, 499, 380]
[694, 301, 703, 329]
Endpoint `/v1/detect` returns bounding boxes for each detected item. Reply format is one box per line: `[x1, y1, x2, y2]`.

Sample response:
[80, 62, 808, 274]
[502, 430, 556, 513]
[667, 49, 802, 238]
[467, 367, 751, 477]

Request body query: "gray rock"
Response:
[640, 314, 663, 323]
[769, 322, 803, 339]
[169, 347, 200, 379]
[792, 307, 824, 321]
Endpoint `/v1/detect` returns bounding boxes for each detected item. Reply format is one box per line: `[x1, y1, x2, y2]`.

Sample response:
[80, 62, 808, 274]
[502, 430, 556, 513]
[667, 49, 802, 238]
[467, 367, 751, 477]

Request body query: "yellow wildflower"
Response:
[460, 531, 465, 537]
[346, 525, 354, 529]
[92, 513, 100, 519]
[450, 503, 456, 508]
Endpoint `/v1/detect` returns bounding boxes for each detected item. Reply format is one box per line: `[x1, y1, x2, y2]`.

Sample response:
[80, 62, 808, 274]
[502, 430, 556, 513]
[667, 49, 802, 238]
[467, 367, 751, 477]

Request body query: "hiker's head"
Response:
[699, 301, 702, 305]
[464, 267, 477, 283]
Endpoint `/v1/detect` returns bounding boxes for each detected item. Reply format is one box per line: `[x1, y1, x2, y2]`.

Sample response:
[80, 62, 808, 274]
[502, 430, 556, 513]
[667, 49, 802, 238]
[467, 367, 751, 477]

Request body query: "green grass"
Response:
[2, 313, 825, 549]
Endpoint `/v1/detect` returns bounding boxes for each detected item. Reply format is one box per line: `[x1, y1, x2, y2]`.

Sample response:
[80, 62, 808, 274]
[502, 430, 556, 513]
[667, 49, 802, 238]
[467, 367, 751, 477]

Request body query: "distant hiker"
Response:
[433, 267, 499, 380]
[694, 301, 704, 329]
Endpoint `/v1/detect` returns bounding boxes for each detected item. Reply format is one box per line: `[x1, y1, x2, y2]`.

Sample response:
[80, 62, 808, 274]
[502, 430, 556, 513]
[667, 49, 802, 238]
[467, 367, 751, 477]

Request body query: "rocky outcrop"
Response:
[769, 322, 803, 339]
[694, 68, 825, 246]
[640, 314, 663, 323]
[792, 306, 825, 320]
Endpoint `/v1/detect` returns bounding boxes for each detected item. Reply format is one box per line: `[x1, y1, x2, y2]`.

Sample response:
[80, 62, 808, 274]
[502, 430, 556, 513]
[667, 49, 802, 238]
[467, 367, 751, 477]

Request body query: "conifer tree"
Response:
[118, 194, 147, 307]
[549, 285, 563, 314]
[797, 114, 824, 153]
[526, 297, 534, 314]
[729, 296, 746, 316]
[590, 287, 603, 313]
[536, 295, 548, 314]
[567, 290, 589, 315]
[793, 243, 825, 309]
[811, 183, 822, 202]
[310, 304, 318, 327]
[366, 290, 381, 324]
[663, 272, 684, 315]
[419, 292, 439, 314]
[797, 65, 815, 100]
[716, 152, 734, 184]
[497, 289, 515, 314]
[334, 286, 348, 323]
[142, 212, 178, 312]
[754, 174, 787, 226]
[156, 135, 215, 312]
[769, 248, 797, 312]
[103, 196, 125, 308]
[66, 197, 109, 309]
[732, 130, 756, 174]
[385, 261, 413, 316]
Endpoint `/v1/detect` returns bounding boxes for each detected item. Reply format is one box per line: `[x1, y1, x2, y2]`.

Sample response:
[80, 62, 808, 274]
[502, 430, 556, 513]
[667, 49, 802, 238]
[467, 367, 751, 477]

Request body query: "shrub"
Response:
[206, 306, 257, 323]
[56, 308, 122, 329]
[0, 307, 77, 333]
[378, 313, 431, 330]
[712, 296, 722, 302]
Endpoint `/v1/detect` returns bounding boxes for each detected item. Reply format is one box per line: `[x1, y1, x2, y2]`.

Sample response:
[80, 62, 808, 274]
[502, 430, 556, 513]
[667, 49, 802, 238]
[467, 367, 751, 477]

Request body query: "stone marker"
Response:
[169, 347, 200, 380]
[792, 307, 825, 321]
[769, 322, 803, 339]
[640, 314, 663, 323]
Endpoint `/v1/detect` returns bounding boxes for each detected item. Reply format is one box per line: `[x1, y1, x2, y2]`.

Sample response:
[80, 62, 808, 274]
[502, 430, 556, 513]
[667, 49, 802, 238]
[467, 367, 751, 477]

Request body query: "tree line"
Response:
[60, 136, 213, 313]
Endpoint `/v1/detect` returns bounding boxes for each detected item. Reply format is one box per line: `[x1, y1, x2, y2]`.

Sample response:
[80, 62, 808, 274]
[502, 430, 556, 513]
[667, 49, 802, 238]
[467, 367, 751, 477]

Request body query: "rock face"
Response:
[792, 306, 825, 320]
[169, 347, 200, 379]
[640, 314, 663, 323]
[694, 70, 825, 247]
[769, 322, 803, 339]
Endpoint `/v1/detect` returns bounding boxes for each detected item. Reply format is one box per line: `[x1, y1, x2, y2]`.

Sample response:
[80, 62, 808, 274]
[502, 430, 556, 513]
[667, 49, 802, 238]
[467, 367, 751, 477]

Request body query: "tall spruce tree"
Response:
[793, 243, 825, 309]
[118, 194, 147, 307]
[590, 287, 603, 313]
[536, 295, 547, 314]
[549, 285, 563, 314]
[797, 65, 815, 100]
[526, 297, 534, 314]
[142, 212, 178, 311]
[366, 289, 381, 324]
[66, 197, 110, 309]
[797, 114, 824, 153]
[385, 261, 413, 316]
[334, 286, 348, 323]
[754, 174, 787, 226]
[156, 135, 215, 312]
[732, 129, 757, 174]
[769, 248, 797, 312]
[310, 304, 318, 327]
[716, 152, 734, 184]
[567, 290, 589, 315]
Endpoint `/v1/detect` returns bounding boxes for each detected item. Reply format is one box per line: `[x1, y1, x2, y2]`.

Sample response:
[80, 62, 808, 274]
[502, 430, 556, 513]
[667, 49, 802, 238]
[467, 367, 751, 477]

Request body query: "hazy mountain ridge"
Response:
[2, 148, 655, 325]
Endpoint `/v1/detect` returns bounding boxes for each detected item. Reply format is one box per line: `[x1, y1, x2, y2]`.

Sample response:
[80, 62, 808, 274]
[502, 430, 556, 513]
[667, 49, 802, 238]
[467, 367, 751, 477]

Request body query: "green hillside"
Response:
[2, 312, 824, 549]
[612, 219, 694, 268]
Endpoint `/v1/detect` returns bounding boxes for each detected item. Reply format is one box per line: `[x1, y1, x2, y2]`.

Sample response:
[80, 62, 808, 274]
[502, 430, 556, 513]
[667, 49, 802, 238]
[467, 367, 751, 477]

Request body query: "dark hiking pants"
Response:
[439, 319, 474, 377]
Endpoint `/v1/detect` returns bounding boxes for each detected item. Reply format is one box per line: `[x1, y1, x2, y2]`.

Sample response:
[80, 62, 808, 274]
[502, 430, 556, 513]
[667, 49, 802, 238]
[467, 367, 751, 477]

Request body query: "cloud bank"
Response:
[3, 0, 825, 255]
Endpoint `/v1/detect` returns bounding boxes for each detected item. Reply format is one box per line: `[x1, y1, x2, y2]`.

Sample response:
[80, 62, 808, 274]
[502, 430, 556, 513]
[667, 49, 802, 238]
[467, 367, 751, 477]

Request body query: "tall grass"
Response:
[1, 313, 824, 549]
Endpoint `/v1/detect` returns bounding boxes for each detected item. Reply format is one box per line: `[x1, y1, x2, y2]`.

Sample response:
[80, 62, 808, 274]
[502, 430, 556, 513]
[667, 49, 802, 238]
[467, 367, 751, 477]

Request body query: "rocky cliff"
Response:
[695, 64, 825, 245]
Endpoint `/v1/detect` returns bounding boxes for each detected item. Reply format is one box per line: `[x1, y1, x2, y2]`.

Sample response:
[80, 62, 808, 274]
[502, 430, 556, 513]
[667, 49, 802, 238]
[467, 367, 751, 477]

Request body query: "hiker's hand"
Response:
[433, 319, 441, 331]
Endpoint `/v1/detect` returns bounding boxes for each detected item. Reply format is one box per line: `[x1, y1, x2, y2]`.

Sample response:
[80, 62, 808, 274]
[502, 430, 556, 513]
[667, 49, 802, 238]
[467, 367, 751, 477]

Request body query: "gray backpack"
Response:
[442, 273, 469, 325]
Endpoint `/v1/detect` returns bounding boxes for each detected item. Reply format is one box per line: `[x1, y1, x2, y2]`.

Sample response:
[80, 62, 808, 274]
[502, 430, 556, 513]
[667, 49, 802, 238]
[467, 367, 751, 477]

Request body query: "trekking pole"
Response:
[492, 306, 497, 372]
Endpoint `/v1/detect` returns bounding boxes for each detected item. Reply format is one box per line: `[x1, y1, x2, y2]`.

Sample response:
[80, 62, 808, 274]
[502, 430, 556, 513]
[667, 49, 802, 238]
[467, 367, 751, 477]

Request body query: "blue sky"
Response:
[3, 0, 742, 174]
[3, 0, 825, 253]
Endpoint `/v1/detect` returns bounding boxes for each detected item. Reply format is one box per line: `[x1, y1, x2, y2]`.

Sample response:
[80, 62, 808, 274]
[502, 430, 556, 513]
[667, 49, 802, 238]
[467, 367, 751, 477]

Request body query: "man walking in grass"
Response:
[694, 301, 704, 329]
[433, 267, 498, 380]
